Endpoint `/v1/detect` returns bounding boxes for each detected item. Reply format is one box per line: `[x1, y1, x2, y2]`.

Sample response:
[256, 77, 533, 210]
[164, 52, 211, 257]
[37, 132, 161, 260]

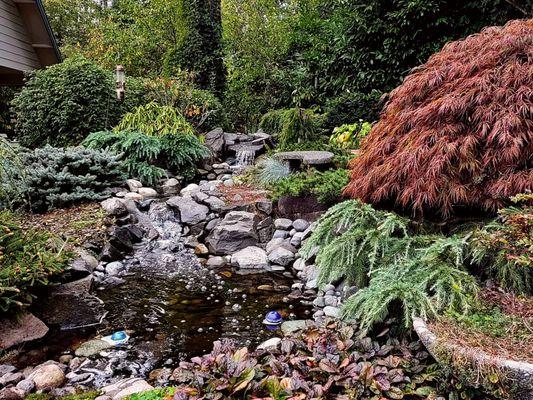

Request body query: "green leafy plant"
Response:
[259, 108, 325, 149]
[14, 146, 125, 212]
[83, 131, 209, 185]
[116, 102, 195, 137]
[301, 200, 479, 332]
[270, 168, 349, 204]
[0, 210, 72, 313]
[329, 120, 372, 149]
[12, 56, 132, 148]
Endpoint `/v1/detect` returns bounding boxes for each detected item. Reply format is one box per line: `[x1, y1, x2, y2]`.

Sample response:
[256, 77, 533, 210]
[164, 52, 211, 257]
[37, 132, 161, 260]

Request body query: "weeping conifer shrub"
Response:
[301, 200, 479, 333]
[344, 20, 533, 218]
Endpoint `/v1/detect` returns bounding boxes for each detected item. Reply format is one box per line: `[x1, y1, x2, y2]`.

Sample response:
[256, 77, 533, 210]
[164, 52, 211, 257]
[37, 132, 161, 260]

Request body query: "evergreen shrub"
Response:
[19, 146, 125, 212]
[12, 56, 139, 148]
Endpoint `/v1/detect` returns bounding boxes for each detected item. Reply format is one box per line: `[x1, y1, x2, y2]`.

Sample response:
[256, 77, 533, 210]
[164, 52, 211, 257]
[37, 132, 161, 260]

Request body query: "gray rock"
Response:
[205, 218, 221, 232]
[126, 179, 142, 192]
[274, 218, 292, 230]
[280, 320, 312, 335]
[204, 128, 225, 154]
[105, 261, 125, 276]
[323, 306, 341, 318]
[324, 295, 338, 307]
[231, 246, 268, 269]
[15, 379, 34, 395]
[290, 232, 304, 247]
[0, 372, 23, 386]
[180, 183, 199, 196]
[272, 230, 289, 239]
[207, 256, 226, 267]
[192, 191, 209, 203]
[268, 247, 295, 266]
[206, 211, 258, 255]
[255, 200, 273, 215]
[0, 366, 16, 376]
[0, 312, 49, 350]
[101, 198, 127, 217]
[292, 219, 310, 232]
[204, 196, 226, 212]
[75, 339, 113, 357]
[167, 197, 209, 225]
[313, 296, 325, 308]
[266, 238, 284, 254]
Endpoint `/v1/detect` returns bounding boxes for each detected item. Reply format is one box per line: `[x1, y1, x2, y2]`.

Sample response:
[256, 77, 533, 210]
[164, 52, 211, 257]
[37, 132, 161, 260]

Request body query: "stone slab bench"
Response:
[273, 151, 334, 167]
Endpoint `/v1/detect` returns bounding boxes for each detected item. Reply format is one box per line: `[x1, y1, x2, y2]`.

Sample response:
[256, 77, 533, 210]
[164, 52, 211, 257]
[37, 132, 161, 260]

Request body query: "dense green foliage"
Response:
[222, 0, 525, 129]
[0, 137, 24, 206]
[259, 108, 325, 149]
[83, 130, 209, 185]
[270, 169, 349, 204]
[329, 121, 372, 150]
[11, 57, 132, 148]
[301, 200, 479, 332]
[0, 87, 17, 135]
[14, 146, 125, 212]
[468, 199, 532, 295]
[0, 210, 72, 312]
[116, 103, 195, 136]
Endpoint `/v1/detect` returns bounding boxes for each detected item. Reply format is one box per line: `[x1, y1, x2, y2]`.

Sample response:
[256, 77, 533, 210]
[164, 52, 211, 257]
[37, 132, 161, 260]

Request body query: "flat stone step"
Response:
[274, 151, 334, 166]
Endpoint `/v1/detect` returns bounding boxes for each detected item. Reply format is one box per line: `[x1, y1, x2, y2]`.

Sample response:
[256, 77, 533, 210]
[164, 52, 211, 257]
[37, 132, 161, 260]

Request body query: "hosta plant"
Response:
[329, 120, 372, 149]
[344, 20, 533, 217]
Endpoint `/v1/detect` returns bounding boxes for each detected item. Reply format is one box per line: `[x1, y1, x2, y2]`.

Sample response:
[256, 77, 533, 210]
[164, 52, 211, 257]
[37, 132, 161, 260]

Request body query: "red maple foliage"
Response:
[344, 19, 533, 218]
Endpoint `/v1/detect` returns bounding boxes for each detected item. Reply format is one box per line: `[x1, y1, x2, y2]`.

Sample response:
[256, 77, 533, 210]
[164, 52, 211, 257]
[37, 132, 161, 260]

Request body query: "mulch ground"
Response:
[429, 288, 533, 363]
[217, 184, 270, 207]
[21, 203, 112, 251]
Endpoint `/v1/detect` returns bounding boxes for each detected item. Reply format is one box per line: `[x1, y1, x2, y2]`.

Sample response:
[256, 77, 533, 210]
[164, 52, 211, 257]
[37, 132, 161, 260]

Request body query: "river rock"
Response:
[124, 192, 143, 201]
[138, 187, 158, 199]
[290, 232, 304, 247]
[268, 247, 295, 266]
[167, 197, 209, 225]
[323, 306, 341, 318]
[207, 256, 226, 267]
[203, 196, 225, 212]
[274, 218, 292, 230]
[272, 230, 289, 239]
[206, 211, 259, 255]
[15, 379, 34, 395]
[101, 377, 153, 400]
[106, 261, 125, 276]
[280, 320, 312, 335]
[126, 179, 142, 192]
[0, 372, 22, 386]
[292, 219, 310, 232]
[101, 198, 127, 217]
[161, 178, 180, 196]
[75, 339, 113, 357]
[231, 246, 268, 269]
[0, 313, 49, 350]
[324, 295, 338, 307]
[27, 364, 65, 390]
[194, 244, 209, 256]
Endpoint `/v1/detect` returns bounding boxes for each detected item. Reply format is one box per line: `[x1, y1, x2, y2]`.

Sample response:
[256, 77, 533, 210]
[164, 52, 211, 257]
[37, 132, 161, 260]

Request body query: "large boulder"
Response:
[0, 313, 49, 350]
[100, 198, 127, 217]
[166, 197, 209, 225]
[231, 246, 268, 269]
[205, 211, 259, 255]
[204, 128, 225, 155]
[268, 247, 295, 266]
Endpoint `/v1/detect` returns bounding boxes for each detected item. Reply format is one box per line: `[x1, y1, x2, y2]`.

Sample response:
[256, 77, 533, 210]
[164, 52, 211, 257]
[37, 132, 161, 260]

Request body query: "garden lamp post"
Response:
[115, 65, 125, 101]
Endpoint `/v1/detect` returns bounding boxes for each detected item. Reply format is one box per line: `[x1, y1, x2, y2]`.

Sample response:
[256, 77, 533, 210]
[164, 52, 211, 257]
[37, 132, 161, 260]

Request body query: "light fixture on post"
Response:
[115, 65, 125, 101]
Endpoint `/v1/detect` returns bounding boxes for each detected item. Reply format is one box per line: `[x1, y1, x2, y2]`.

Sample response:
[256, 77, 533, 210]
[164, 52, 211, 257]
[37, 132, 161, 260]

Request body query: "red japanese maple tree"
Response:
[344, 19, 533, 218]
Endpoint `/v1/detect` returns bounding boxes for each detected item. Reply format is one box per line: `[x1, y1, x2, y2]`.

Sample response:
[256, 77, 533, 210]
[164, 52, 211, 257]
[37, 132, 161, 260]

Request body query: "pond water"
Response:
[14, 200, 311, 381]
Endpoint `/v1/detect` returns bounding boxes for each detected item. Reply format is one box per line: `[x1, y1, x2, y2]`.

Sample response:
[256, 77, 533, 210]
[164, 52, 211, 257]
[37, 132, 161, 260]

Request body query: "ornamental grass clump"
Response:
[344, 19, 533, 218]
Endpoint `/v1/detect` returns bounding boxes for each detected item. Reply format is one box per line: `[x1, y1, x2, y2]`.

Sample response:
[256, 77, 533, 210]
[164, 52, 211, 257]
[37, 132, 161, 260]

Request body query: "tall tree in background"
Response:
[164, 0, 226, 95]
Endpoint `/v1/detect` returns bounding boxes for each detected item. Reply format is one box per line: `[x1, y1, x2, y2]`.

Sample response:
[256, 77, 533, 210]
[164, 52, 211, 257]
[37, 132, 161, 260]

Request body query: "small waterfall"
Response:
[235, 147, 256, 168]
